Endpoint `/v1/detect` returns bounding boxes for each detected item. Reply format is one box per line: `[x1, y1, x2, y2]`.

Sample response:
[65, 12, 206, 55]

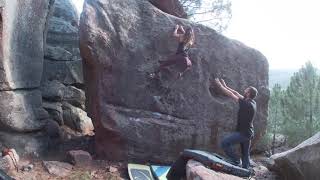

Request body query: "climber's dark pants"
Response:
[221, 132, 251, 169]
[155, 54, 192, 75]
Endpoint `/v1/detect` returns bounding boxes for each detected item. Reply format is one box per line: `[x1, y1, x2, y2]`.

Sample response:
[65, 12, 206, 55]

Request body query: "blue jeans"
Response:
[221, 132, 251, 169]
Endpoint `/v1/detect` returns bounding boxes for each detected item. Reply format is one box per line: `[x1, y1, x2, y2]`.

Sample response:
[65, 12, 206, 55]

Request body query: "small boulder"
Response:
[0, 149, 19, 173]
[66, 150, 92, 166]
[43, 161, 73, 177]
[62, 103, 94, 135]
[63, 86, 86, 109]
[21, 164, 34, 172]
[186, 160, 243, 180]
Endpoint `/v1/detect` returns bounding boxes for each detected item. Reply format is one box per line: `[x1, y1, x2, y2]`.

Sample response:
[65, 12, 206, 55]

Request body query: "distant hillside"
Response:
[269, 69, 298, 89]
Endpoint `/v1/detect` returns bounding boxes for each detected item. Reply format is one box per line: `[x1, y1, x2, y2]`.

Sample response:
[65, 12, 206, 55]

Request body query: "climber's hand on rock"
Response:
[215, 78, 222, 87]
[220, 79, 227, 87]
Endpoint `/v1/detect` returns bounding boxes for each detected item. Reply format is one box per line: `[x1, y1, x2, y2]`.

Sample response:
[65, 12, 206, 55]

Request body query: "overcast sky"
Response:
[72, 0, 320, 70]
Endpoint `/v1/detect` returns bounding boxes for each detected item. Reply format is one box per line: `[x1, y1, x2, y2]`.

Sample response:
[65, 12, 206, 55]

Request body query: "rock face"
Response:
[186, 160, 242, 180]
[43, 0, 93, 135]
[0, 0, 51, 90]
[149, 0, 187, 18]
[80, 0, 269, 162]
[45, 0, 80, 64]
[44, 0, 81, 82]
[0, 0, 53, 153]
[270, 132, 320, 180]
[0, 90, 48, 132]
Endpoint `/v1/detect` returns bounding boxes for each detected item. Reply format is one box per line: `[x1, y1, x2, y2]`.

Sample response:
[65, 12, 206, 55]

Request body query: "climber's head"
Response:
[183, 26, 195, 46]
[244, 86, 258, 99]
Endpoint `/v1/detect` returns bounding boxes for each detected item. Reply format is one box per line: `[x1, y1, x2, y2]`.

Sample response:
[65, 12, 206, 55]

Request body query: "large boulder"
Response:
[148, 0, 187, 18]
[0, 0, 53, 153]
[270, 132, 320, 180]
[80, 0, 269, 162]
[0, 0, 52, 90]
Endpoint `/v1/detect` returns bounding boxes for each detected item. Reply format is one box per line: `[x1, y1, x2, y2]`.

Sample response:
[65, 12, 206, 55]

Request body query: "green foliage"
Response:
[267, 84, 285, 152]
[268, 84, 284, 133]
[179, 0, 232, 32]
[268, 61, 320, 148]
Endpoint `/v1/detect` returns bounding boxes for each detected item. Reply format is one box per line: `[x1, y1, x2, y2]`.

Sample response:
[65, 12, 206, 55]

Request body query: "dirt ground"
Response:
[6, 155, 279, 180]
[9, 158, 128, 180]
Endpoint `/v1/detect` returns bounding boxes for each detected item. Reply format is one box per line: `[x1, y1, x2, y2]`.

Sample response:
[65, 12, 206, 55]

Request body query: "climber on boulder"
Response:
[214, 78, 258, 170]
[150, 24, 194, 79]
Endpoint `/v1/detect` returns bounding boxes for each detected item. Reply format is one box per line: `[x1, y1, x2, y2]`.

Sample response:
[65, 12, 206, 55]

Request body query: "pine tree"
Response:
[268, 84, 284, 153]
[282, 62, 320, 146]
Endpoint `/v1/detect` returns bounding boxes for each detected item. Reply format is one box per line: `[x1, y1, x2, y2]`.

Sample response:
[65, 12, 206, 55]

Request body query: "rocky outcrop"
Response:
[270, 132, 320, 180]
[0, 0, 53, 154]
[149, 0, 187, 18]
[43, 0, 82, 85]
[42, 0, 92, 135]
[45, 0, 79, 63]
[80, 0, 269, 162]
[41, 80, 93, 134]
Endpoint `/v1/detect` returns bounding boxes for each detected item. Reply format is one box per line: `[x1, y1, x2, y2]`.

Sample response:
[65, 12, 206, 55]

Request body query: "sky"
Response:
[72, 0, 320, 70]
[72, 0, 84, 13]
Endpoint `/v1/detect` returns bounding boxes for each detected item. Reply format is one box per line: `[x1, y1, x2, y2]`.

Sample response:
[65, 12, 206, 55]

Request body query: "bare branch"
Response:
[179, 0, 232, 32]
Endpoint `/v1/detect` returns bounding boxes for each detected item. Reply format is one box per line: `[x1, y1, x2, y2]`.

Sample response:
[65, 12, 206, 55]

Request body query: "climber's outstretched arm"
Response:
[215, 78, 242, 102]
[220, 79, 244, 99]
